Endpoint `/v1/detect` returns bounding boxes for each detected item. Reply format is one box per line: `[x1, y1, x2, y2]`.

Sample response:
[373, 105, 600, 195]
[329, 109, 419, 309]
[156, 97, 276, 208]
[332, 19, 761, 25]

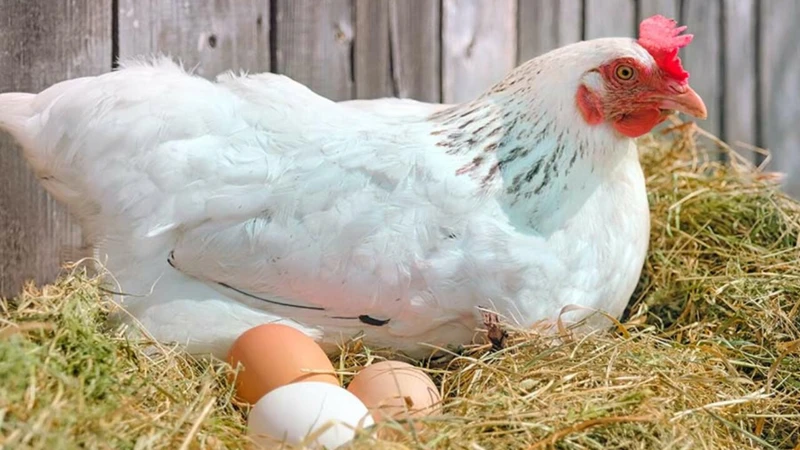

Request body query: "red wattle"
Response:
[612, 108, 662, 137]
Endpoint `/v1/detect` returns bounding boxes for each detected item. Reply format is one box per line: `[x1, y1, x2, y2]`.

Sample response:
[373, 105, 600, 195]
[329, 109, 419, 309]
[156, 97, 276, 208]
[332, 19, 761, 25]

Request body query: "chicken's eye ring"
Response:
[615, 65, 635, 81]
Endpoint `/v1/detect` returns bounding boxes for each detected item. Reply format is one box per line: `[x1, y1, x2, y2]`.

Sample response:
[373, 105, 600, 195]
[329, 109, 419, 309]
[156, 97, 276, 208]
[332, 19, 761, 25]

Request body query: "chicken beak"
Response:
[659, 86, 708, 119]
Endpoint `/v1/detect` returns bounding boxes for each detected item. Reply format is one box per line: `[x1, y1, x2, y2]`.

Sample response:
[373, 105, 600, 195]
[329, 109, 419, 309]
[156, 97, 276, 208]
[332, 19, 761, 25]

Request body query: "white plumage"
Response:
[1, 33, 709, 360]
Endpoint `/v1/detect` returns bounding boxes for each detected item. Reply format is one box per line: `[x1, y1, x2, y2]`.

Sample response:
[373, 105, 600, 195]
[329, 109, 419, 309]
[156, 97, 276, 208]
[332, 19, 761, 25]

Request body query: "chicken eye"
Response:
[615, 65, 635, 81]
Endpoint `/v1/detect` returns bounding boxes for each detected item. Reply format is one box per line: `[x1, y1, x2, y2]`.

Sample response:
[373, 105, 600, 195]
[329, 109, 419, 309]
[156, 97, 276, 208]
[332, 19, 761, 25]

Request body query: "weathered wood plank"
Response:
[441, 0, 517, 103]
[681, 0, 722, 137]
[354, 0, 441, 102]
[0, 0, 111, 297]
[637, 0, 680, 22]
[759, 0, 800, 196]
[273, 0, 353, 101]
[518, 0, 582, 63]
[585, 0, 636, 39]
[722, 0, 757, 155]
[118, 0, 270, 79]
[388, 0, 441, 102]
[354, 0, 392, 99]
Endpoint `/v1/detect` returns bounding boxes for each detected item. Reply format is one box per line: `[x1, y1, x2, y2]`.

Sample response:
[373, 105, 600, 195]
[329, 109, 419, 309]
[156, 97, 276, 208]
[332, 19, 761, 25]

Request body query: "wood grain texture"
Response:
[118, 0, 270, 79]
[681, 0, 722, 137]
[354, 0, 392, 99]
[388, 0, 441, 102]
[637, 0, 680, 22]
[759, 0, 800, 196]
[585, 0, 636, 39]
[354, 0, 442, 101]
[722, 0, 757, 154]
[0, 0, 111, 297]
[353, 0, 441, 101]
[518, 0, 582, 63]
[442, 0, 517, 103]
[273, 0, 353, 101]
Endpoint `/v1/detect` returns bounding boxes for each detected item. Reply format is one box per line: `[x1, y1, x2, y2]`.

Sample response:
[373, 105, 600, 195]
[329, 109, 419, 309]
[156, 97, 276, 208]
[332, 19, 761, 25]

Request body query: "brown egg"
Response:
[227, 324, 339, 404]
[346, 361, 441, 424]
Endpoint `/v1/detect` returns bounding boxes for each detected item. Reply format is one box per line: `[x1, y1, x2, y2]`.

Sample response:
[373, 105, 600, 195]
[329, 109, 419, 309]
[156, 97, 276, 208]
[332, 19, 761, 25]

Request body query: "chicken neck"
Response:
[427, 76, 634, 236]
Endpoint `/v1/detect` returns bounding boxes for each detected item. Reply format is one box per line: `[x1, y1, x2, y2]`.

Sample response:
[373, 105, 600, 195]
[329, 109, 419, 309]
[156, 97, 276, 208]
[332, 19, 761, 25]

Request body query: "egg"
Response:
[247, 381, 375, 449]
[227, 323, 339, 404]
[346, 361, 441, 424]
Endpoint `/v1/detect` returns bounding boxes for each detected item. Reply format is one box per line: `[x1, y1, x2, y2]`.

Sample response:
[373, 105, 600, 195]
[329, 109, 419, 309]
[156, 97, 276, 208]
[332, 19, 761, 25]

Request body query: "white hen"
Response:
[0, 16, 707, 359]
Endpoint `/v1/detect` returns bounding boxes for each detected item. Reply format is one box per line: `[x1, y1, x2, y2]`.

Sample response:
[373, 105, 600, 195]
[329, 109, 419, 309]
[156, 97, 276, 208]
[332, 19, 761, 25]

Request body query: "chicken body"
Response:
[0, 38, 681, 360]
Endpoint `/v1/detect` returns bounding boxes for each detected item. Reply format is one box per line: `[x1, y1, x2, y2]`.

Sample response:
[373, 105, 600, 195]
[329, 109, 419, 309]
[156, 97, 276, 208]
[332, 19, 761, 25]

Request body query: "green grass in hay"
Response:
[1, 123, 799, 449]
[0, 277, 247, 449]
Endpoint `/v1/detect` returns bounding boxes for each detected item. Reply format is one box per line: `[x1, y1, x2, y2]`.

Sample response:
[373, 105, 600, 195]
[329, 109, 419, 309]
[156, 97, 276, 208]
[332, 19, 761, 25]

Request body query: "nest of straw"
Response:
[2, 123, 799, 450]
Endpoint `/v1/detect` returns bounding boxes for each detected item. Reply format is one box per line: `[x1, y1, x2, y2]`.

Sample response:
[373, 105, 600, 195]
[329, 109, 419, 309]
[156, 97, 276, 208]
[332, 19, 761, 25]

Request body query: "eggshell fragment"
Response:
[247, 381, 375, 449]
[227, 323, 339, 404]
[346, 361, 441, 423]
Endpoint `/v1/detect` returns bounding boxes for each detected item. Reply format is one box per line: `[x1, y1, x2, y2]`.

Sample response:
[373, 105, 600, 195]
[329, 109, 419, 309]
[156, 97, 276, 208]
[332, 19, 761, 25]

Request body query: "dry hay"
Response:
[2, 122, 799, 449]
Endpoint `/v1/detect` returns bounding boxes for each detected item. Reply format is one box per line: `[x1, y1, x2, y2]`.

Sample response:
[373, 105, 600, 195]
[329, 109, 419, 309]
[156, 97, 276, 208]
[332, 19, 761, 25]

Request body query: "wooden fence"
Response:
[1, 0, 798, 296]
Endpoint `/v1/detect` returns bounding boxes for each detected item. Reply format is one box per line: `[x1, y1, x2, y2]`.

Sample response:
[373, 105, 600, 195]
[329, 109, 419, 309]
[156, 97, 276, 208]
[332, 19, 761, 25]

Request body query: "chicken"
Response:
[0, 16, 707, 360]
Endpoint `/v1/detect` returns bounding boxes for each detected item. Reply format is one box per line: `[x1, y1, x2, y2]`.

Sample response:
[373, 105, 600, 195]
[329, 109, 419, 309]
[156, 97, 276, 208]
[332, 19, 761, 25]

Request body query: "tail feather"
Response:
[0, 92, 35, 141]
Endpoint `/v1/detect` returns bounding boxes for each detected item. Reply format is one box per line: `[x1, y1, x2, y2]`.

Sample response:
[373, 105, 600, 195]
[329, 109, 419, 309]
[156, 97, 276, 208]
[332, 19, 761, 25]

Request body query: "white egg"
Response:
[247, 381, 375, 449]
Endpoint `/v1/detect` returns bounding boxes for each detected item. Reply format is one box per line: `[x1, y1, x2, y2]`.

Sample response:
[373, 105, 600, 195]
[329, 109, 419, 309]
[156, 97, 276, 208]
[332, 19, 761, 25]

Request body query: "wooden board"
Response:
[681, 0, 722, 138]
[117, 0, 270, 79]
[387, 0, 441, 102]
[585, 0, 636, 39]
[759, 0, 800, 196]
[353, 0, 441, 101]
[637, 0, 680, 22]
[273, 0, 353, 101]
[353, 0, 392, 99]
[517, 0, 582, 63]
[353, 0, 441, 102]
[0, 0, 111, 297]
[441, 0, 517, 103]
[721, 0, 757, 155]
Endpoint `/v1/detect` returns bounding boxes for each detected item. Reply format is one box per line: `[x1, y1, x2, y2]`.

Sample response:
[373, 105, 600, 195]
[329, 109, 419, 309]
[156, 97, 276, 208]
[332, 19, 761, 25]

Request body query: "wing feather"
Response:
[165, 87, 482, 328]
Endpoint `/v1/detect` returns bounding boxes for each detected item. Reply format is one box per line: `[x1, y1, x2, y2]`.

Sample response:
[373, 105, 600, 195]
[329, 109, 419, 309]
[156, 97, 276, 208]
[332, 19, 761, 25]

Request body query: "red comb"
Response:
[637, 15, 693, 84]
